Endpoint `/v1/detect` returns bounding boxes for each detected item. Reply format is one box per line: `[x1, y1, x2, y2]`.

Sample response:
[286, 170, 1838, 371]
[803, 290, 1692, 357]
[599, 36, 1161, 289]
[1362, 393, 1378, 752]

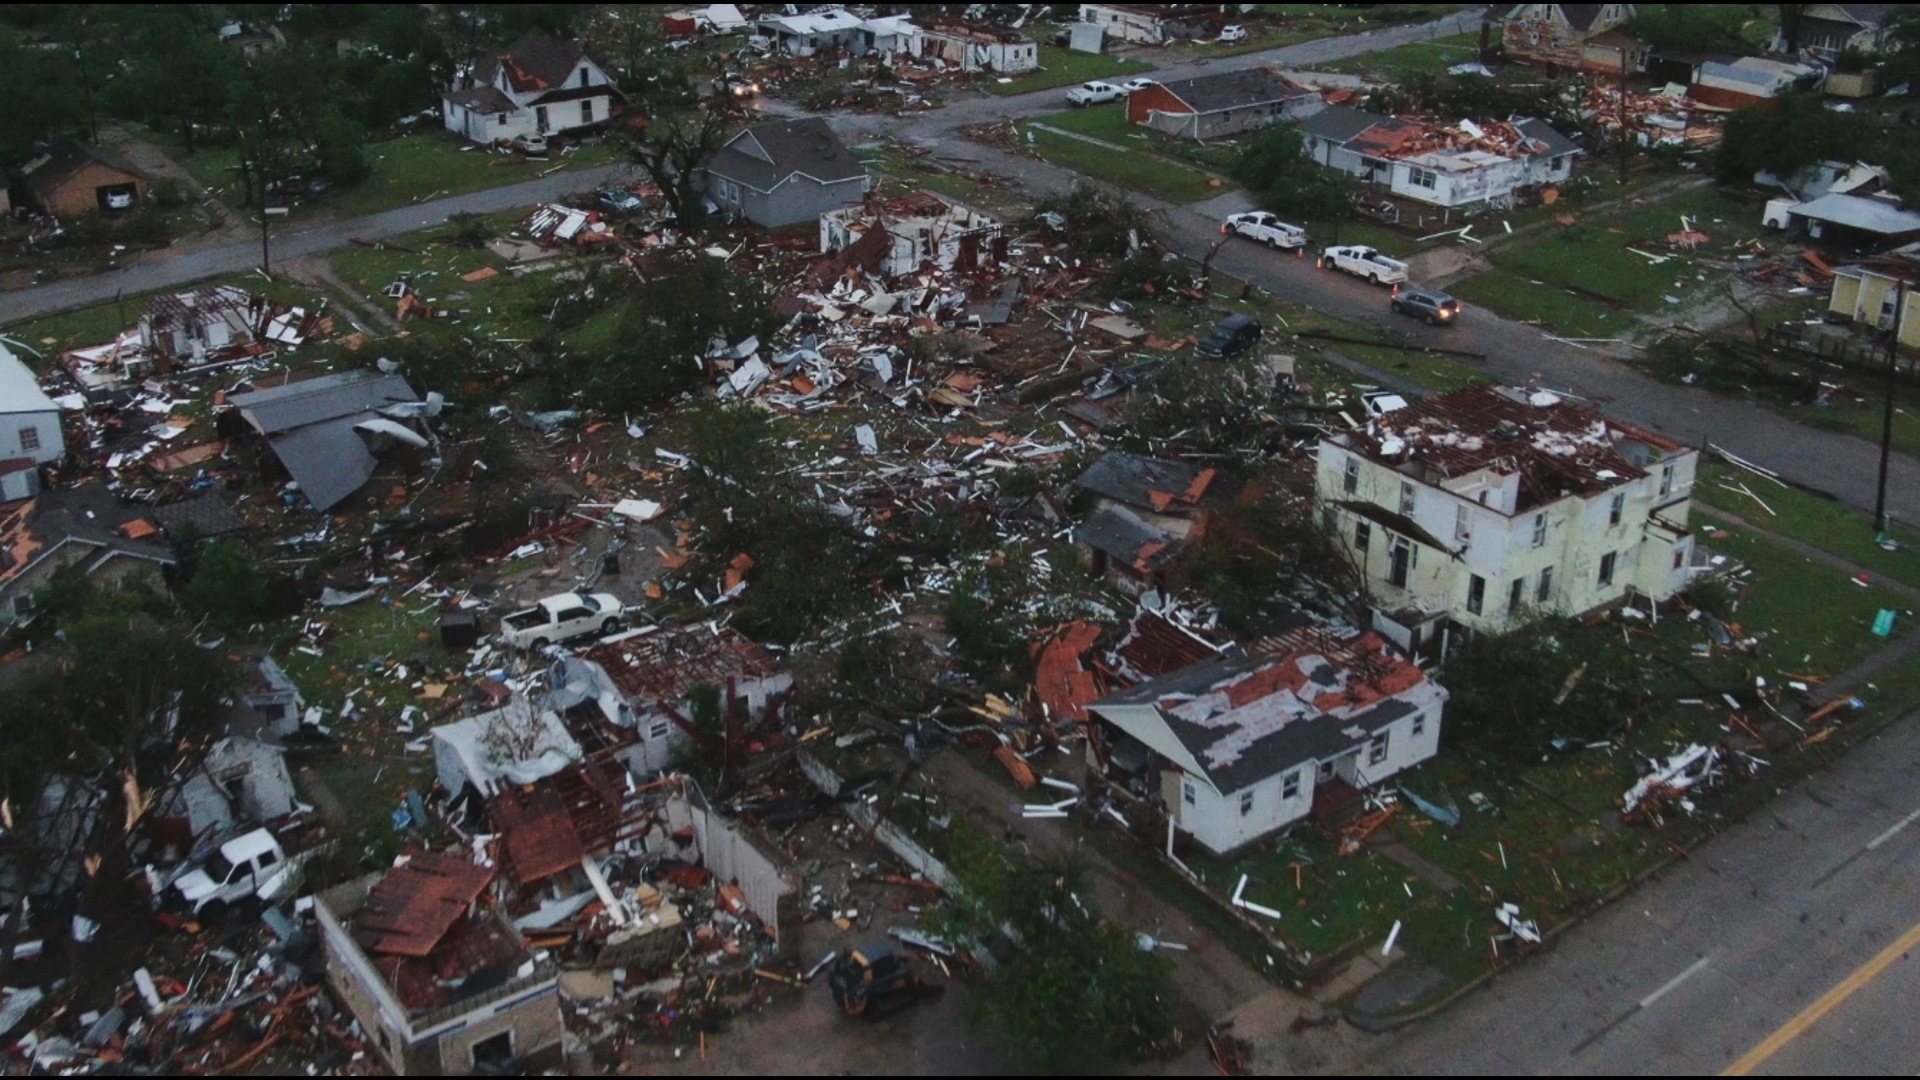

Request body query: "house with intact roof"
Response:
[1773, 4, 1902, 59]
[697, 118, 869, 228]
[1088, 625, 1447, 856]
[1126, 68, 1323, 141]
[442, 30, 624, 145]
[1501, 4, 1640, 72]
[1316, 385, 1698, 652]
[0, 344, 61, 499]
[19, 140, 149, 217]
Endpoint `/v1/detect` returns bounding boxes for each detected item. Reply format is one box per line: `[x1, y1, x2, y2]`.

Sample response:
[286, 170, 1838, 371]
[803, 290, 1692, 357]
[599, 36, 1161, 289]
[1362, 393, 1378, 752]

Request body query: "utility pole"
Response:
[1875, 279, 1905, 535]
[1617, 46, 1630, 184]
[259, 212, 271, 276]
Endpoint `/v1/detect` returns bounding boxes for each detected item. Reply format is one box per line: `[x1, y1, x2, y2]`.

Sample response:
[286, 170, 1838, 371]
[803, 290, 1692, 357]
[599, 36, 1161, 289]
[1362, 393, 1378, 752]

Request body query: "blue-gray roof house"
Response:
[697, 119, 868, 229]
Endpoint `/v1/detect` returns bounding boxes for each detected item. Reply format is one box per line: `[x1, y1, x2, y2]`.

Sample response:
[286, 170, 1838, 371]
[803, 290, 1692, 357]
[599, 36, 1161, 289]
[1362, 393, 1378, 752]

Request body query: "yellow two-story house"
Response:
[1316, 385, 1697, 651]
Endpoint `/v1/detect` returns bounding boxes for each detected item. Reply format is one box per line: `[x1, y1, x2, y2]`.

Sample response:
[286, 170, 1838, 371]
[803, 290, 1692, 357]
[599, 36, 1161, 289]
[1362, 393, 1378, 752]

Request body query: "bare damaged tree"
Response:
[622, 104, 734, 232]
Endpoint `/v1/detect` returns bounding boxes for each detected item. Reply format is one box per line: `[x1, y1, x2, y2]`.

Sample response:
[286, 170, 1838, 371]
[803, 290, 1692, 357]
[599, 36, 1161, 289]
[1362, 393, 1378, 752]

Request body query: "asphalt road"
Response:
[1370, 701, 1920, 1074]
[0, 164, 627, 325]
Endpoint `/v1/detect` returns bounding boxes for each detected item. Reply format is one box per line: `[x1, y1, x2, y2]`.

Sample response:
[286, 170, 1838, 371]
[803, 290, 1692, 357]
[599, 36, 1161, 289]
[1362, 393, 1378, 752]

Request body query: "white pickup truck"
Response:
[499, 590, 627, 650]
[1319, 245, 1410, 285]
[171, 829, 312, 920]
[1066, 81, 1125, 106]
[1222, 211, 1308, 250]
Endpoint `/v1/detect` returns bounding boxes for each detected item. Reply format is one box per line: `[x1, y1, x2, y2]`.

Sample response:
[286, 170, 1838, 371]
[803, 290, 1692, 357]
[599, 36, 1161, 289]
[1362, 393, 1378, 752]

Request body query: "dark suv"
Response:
[1194, 313, 1262, 359]
[1391, 286, 1461, 326]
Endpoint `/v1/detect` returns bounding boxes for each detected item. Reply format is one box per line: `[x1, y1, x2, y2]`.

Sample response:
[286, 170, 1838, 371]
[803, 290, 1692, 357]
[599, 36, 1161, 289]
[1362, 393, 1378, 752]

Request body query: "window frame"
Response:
[1368, 731, 1390, 766]
[1343, 456, 1360, 494]
[1608, 492, 1625, 526]
[1281, 769, 1301, 800]
[1239, 789, 1255, 817]
[1466, 573, 1486, 615]
[1598, 551, 1617, 587]
[1509, 576, 1525, 613]
[1399, 480, 1416, 516]
[1531, 512, 1547, 547]
[17, 426, 39, 452]
[1355, 519, 1372, 551]
[1537, 565, 1554, 604]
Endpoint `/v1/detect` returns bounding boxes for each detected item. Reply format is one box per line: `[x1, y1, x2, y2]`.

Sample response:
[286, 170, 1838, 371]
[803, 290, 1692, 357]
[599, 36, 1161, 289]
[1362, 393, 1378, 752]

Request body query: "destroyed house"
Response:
[0, 344, 61, 496]
[576, 624, 792, 774]
[1071, 452, 1217, 593]
[1088, 627, 1446, 856]
[318, 854, 562, 1075]
[819, 192, 1004, 279]
[19, 140, 149, 217]
[1686, 55, 1825, 109]
[60, 287, 308, 393]
[227, 370, 426, 511]
[914, 22, 1039, 73]
[0, 485, 175, 624]
[442, 29, 624, 145]
[1300, 105, 1580, 209]
[1078, 5, 1229, 45]
[1126, 69, 1323, 141]
[1316, 385, 1697, 651]
[1501, 4, 1639, 72]
[699, 118, 869, 229]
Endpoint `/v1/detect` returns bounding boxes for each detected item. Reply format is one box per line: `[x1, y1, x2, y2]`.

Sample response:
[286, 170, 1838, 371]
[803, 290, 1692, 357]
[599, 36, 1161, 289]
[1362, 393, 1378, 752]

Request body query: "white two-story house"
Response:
[443, 30, 624, 145]
[1316, 385, 1697, 651]
[1088, 625, 1447, 857]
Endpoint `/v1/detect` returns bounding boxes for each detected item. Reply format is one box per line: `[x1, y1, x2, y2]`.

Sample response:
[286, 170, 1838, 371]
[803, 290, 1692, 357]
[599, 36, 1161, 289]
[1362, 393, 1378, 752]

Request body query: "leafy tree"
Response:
[1713, 92, 1862, 186]
[0, 571, 237, 999]
[1878, 7, 1920, 91]
[314, 113, 373, 186]
[0, 33, 83, 164]
[180, 539, 270, 632]
[623, 104, 734, 231]
[1230, 122, 1353, 231]
[1631, 5, 1754, 52]
[1028, 182, 1159, 260]
[929, 821, 1176, 1074]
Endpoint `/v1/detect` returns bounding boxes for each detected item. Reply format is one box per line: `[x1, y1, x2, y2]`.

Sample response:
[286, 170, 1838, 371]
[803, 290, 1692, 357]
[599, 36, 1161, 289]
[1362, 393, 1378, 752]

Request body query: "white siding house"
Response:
[443, 30, 623, 145]
[1316, 385, 1697, 651]
[1089, 627, 1446, 856]
[1298, 106, 1581, 211]
[0, 343, 62, 475]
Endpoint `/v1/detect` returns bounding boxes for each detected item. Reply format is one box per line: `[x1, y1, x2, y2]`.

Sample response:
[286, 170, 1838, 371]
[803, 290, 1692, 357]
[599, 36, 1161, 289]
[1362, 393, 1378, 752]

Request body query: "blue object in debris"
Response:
[1398, 784, 1461, 828]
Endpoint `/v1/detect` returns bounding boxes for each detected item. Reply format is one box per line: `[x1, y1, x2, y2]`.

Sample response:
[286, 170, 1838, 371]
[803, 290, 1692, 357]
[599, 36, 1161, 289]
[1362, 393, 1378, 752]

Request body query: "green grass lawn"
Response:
[174, 133, 618, 221]
[1323, 31, 1482, 77]
[1445, 187, 1753, 338]
[1016, 123, 1225, 203]
[1691, 460, 1920, 586]
[988, 46, 1152, 96]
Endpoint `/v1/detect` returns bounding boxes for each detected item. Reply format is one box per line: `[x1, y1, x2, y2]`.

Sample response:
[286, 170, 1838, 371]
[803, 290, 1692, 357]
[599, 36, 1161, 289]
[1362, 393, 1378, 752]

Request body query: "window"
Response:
[10, 594, 32, 618]
[1598, 551, 1617, 587]
[1355, 520, 1372, 551]
[1368, 731, 1390, 765]
[1182, 781, 1197, 806]
[1659, 464, 1674, 498]
[1281, 770, 1301, 800]
[647, 719, 672, 741]
[1608, 492, 1625, 526]
[1412, 711, 1427, 738]
[580, 99, 594, 124]
[1466, 574, 1486, 615]
[257, 848, 279, 869]
[1317, 759, 1335, 782]
[471, 1031, 515, 1069]
[1408, 166, 1438, 190]
[497, 113, 509, 127]
[1322, 506, 1337, 533]
[1454, 504, 1471, 542]
[1343, 456, 1360, 494]
[1532, 513, 1547, 548]
[1239, 789, 1255, 817]
[1509, 577, 1525, 613]
[1537, 566, 1554, 604]
[1673, 547, 1686, 570]
[1399, 481, 1416, 516]
[578, 66, 591, 88]
[17, 426, 39, 452]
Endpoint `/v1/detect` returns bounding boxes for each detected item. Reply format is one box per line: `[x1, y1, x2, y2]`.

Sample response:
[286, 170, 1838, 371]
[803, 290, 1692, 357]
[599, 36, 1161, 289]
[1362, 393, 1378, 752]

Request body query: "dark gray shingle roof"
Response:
[1514, 117, 1580, 158]
[1072, 452, 1211, 512]
[1296, 103, 1386, 145]
[1155, 68, 1310, 115]
[230, 371, 417, 436]
[705, 119, 866, 193]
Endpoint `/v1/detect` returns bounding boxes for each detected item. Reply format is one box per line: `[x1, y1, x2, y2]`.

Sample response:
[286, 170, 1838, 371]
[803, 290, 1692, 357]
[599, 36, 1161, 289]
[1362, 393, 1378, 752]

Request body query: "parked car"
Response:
[1195, 313, 1263, 360]
[598, 187, 645, 214]
[170, 829, 312, 920]
[499, 590, 628, 650]
[1391, 285, 1462, 326]
[714, 72, 761, 100]
[1319, 244, 1409, 285]
[1218, 24, 1249, 44]
[1121, 77, 1158, 93]
[1066, 81, 1126, 106]
[513, 133, 550, 157]
[1222, 211, 1308, 250]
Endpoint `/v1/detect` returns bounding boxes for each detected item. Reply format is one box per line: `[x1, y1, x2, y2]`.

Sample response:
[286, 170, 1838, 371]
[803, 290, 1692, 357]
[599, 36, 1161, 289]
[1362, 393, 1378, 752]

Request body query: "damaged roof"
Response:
[21, 140, 148, 199]
[583, 623, 783, 707]
[1110, 608, 1223, 682]
[1076, 503, 1183, 573]
[0, 485, 174, 591]
[490, 782, 586, 883]
[475, 29, 590, 94]
[152, 492, 247, 541]
[1152, 68, 1311, 115]
[1073, 451, 1215, 513]
[705, 119, 866, 194]
[230, 371, 421, 511]
[1333, 385, 1688, 512]
[1298, 103, 1388, 145]
[352, 853, 495, 958]
[1092, 629, 1441, 793]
